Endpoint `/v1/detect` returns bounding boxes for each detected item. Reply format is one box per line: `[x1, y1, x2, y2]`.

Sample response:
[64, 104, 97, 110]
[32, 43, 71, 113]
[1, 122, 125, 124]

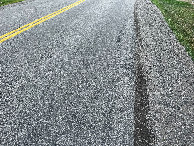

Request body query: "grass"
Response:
[151, 0, 194, 60]
[0, 0, 24, 7]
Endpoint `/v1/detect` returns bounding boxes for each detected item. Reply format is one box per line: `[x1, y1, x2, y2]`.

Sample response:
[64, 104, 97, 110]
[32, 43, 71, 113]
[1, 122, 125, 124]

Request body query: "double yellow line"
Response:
[0, 0, 85, 43]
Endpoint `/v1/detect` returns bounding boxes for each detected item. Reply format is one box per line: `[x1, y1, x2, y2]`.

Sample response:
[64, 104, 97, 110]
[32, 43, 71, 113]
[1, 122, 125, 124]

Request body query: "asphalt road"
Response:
[0, 0, 136, 145]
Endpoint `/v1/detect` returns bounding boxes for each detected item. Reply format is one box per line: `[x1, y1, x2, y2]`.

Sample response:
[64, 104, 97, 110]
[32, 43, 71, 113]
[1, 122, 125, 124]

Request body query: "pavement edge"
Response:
[134, 0, 194, 145]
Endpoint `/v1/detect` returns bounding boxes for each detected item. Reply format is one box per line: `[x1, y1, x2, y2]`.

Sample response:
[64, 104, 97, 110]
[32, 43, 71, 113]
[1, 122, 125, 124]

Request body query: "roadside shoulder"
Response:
[0, 0, 34, 10]
[134, 0, 194, 145]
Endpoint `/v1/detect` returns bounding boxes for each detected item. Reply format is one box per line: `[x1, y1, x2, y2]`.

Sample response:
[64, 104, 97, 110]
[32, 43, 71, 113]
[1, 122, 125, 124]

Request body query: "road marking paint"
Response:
[0, 0, 85, 43]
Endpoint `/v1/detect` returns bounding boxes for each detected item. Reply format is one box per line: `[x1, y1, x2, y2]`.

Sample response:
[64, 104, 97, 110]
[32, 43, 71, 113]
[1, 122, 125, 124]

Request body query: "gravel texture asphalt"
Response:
[0, 0, 136, 145]
[134, 0, 194, 145]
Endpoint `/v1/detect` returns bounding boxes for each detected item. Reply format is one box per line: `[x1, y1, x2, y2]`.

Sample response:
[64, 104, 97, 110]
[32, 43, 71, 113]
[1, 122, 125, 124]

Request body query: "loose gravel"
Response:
[134, 0, 194, 145]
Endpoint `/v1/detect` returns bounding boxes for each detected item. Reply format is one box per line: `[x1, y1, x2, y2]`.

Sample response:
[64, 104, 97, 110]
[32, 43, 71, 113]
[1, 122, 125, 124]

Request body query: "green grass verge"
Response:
[0, 0, 24, 7]
[151, 0, 194, 60]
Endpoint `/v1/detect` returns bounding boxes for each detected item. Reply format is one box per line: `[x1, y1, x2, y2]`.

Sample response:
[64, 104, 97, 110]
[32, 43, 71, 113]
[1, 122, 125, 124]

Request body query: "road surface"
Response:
[0, 0, 136, 145]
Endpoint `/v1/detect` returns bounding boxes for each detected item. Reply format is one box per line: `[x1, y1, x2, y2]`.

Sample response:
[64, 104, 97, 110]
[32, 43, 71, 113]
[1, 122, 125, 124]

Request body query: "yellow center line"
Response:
[0, 0, 85, 43]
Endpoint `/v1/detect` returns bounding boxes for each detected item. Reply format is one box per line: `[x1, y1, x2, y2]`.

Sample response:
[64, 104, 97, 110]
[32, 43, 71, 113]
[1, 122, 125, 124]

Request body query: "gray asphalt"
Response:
[0, 0, 136, 145]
